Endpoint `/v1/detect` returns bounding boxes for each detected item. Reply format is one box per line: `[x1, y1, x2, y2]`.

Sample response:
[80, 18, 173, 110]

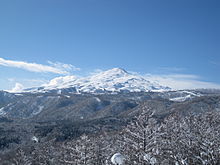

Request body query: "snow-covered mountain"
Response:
[24, 68, 170, 94]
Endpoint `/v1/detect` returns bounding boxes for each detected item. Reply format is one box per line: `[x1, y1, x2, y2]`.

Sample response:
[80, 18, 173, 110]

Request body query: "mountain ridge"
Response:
[22, 68, 171, 94]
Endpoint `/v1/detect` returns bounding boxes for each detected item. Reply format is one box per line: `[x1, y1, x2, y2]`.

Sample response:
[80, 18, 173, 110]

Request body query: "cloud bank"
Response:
[10, 83, 24, 93]
[48, 61, 80, 72]
[145, 74, 220, 90]
[0, 57, 79, 75]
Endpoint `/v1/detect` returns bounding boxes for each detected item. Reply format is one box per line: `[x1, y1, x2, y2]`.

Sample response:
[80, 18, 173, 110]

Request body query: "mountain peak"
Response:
[94, 68, 129, 78]
[108, 68, 128, 74]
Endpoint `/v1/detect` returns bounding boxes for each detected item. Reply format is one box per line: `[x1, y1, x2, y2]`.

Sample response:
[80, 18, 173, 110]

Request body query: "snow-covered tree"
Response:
[30, 140, 59, 165]
[12, 148, 31, 165]
[158, 112, 220, 165]
[59, 134, 95, 164]
[119, 109, 160, 164]
[91, 132, 113, 165]
[119, 109, 220, 165]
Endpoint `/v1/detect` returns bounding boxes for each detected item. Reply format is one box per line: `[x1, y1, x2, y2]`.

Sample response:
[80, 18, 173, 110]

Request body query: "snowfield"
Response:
[23, 68, 171, 94]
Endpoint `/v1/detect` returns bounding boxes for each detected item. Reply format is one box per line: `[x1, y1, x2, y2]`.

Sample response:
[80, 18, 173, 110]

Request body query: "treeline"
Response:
[1, 109, 220, 165]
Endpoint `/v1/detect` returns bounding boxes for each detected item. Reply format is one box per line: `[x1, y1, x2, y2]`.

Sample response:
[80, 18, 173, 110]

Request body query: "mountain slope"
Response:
[24, 68, 170, 94]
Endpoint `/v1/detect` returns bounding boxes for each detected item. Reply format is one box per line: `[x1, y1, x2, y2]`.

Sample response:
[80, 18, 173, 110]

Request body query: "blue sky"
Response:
[0, 0, 220, 90]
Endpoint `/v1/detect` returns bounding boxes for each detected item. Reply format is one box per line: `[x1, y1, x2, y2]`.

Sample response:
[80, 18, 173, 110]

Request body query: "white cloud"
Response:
[210, 61, 220, 66]
[45, 75, 77, 87]
[89, 69, 104, 75]
[47, 61, 81, 73]
[0, 57, 79, 75]
[157, 67, 186, 72]
[8, 78, 47, 84]
[145, 74, 220, 90]
[9, 83, 24, 93]
[7, 78, 49, 90]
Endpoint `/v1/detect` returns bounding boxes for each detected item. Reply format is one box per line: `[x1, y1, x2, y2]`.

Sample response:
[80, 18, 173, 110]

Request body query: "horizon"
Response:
[0, 0, 220, 90]
[3, 67, 220, 92]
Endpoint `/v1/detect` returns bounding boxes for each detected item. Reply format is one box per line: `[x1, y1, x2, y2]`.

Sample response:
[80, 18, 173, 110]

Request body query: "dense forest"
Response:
[1, 108, 220, 165]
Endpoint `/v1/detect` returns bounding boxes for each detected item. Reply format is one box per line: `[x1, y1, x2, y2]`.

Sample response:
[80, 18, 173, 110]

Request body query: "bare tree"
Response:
[11, 148, 31, 165]
[158, 112, 220, 165]
[120, 109, 160, 164]
[59, 134, 95, 165]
